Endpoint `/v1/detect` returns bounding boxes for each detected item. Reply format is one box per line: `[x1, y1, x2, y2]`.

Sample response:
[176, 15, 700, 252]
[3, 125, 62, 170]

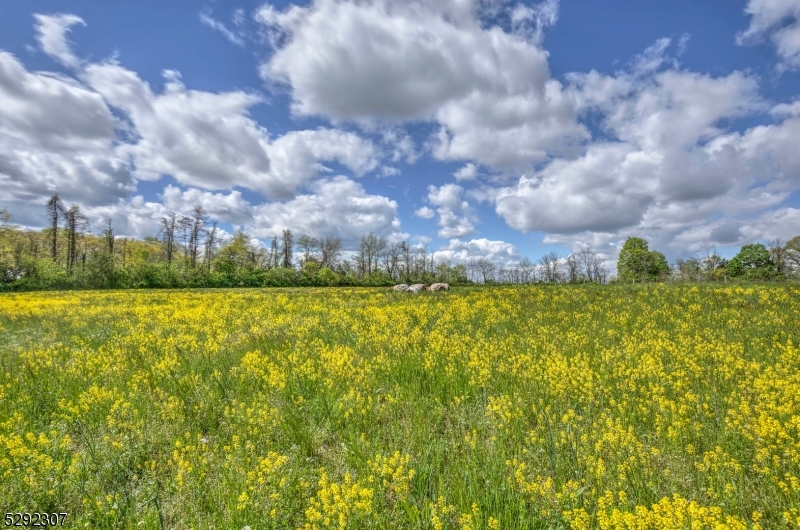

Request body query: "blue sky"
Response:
[2, 0, 800, 269]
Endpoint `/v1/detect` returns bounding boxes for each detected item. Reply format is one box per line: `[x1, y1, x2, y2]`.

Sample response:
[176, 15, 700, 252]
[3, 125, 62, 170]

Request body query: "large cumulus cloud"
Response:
[257, 0, 587, 169]
[0, 51, 134, 212]
[1, 14, 398, 242]
[488, 36, 800, 256]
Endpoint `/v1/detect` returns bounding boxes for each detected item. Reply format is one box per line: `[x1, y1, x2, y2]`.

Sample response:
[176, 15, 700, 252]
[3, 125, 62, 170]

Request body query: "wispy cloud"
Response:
[199, 8, 245, 46]
[34, 13, 86, 67]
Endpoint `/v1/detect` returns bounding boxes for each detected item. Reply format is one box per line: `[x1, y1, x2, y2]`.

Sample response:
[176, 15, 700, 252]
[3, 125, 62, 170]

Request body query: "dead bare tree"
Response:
[160, 212, 178, 265]
[46, 194, 65, 261]
[204, 221, 219, 271]
[178, 215, 192, 263]
[538, 252, 562, 283]
[565, 254, 580, 283]
[591, 256, 607, 284]
[767, 238, 788, 277]
[281, 229, 294, 268]
[787, 236, 800, 275]
[474, 258, 496, 284]
[381, 242, 402, 279]
[578, 247, 596, 282]
[399, 241, 411, 279]
[104, 219, 114, 256]
[414, 244, 427, 278]
[64, 204, 88, 273]
[188, 205, 207, 267]
[518, 257, 536, 284]
[320, 236, 343, 269]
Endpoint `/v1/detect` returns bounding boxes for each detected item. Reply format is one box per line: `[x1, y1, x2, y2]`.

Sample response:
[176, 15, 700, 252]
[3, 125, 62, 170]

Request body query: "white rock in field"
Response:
[428, 283, 450, 291]
[407, 284, 425, 293]
[392, 284, 409, 292]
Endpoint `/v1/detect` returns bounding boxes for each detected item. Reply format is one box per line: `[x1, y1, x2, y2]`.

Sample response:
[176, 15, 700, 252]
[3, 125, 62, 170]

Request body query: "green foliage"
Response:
[264, 267, 298, 287]
[786, 236, 800, 273]
[617, 237, 649, 282]
[617, 237, 670, 282]
[2, 285, 799, 527]
[316, 266, 340, 287]
[727, 243, 777, 280]
[0, 207, 528, 291]
[13, 258, 68, 290]
[649, 250, 670, 280]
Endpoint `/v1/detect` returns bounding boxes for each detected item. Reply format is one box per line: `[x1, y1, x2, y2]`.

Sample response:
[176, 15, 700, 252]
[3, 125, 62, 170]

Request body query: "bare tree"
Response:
[767, 239, 788, 277]
[414, 244, 427, 278]
[786, 236, 800, 274]
[160, 212, 178, 265]
[188, 205, 207, 267]
[381, 243, 402, 278]
[576, 248, 607, 284]
[699, 246, 725, 281]
[465, 259, 477, 283]
[356, 237, 368, 276]
[399, 241, 411, 279]
[320, 236, 342, 269]
[104, 219, 114, 256]
[591, 256, 607, 284]
[269, 236, 280, 269]
[281, 229, 294, 268]
[357, 233, 387, 276]
[204, 221, 219, 271]
[499, 266, 514, 284]
[518, 257, 535, 284]
[474, 258, 496, 284]
[178, 215, 193, 263]
[64, 204, 88, 273]
[375, 235, 388, 275]
[565, 254, 580, 283]
[46, 194, 65, 261]
[578, 248, 596, 282]
[538, 252, 562, 283]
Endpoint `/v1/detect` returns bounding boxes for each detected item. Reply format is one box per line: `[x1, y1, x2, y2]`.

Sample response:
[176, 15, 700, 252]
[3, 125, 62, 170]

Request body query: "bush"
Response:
[316, 267, 340, 286]
[263, 267, 298, 287]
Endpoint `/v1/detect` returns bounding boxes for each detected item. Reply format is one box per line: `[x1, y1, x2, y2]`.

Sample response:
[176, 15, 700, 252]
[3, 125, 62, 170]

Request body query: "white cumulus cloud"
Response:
[250, 176, 404, 246]
[432, 238, 521, 267]
[738, 0, 800, 69]
[257, 0, 587, 170]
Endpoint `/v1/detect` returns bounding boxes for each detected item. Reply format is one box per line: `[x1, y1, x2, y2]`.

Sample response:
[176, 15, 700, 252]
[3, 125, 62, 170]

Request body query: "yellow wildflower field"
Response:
[1, 285, 799, 528]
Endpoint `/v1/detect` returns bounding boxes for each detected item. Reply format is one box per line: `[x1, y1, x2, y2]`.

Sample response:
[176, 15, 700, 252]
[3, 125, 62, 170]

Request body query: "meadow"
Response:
[1, 285, 799, 529]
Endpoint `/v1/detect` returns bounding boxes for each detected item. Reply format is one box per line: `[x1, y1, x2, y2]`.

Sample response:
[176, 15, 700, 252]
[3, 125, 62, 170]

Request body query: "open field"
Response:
[1, 285, 799, 529]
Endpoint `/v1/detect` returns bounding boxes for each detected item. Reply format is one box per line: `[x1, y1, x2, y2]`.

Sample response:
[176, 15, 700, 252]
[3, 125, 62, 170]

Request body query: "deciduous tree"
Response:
[727, 243, 776, 280]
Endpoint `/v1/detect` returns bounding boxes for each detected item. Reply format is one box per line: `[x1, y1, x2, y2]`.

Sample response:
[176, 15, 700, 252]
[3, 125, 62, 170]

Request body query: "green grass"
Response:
[0, 284, 799, 528]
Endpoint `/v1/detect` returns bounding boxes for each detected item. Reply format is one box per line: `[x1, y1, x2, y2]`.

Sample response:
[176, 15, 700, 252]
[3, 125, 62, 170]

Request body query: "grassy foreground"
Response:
[1, 285, 799, 529]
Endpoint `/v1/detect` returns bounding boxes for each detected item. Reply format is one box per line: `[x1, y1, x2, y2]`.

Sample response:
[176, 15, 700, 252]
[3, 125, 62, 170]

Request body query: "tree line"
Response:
[615, 236, 800, 283]
[0, 197, 474, 290]
[1, 197, 798, 291]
